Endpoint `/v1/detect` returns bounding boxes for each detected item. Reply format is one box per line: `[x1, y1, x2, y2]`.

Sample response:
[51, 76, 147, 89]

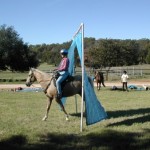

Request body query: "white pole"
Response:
[80, 23, 84, 132]
[73, 23, 84, 132]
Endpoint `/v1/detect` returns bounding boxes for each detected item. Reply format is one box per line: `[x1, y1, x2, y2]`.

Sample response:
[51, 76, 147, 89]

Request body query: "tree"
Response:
[122, 40, 139, 65]
[88, 39, 141, 67]
[137, 39, 150, 64]
[0, 25, 39, 71]
[88, 39, 141, 80]
[146, 49, 150, 64]
[89, 39, 124, 68]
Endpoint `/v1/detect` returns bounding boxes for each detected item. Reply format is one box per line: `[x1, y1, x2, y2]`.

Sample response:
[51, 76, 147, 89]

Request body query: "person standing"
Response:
[121, 70, 129, 91]
[55, 49, 70, 99]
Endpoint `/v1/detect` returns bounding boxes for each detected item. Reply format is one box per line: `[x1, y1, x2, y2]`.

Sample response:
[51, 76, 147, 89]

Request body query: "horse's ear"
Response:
[29, 67, 34, 71]
[31, 68, 35, 71]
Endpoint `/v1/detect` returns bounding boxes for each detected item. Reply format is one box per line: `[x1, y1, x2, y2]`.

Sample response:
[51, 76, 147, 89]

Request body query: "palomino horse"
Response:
[26, 68, 93, 121]
[94, 71, 105, 90]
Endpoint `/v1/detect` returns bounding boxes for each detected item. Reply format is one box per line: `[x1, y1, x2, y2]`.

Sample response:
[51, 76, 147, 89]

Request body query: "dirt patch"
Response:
[0, 80, 150, 91]
[0, 84, 40, 91]
[103, 81, 150, 87]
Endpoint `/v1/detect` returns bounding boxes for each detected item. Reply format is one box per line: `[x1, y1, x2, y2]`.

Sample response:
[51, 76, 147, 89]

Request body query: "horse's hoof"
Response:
[42, 117, 47, 121]
[66, 116, 69, 121]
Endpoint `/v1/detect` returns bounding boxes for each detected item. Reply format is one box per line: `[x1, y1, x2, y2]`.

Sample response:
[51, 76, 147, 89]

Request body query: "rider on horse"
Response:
[55, 49, 70, 99]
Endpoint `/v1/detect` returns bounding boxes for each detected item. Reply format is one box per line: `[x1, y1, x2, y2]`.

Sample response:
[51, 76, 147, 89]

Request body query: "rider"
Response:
[55, 49, 70, 99]
[121, 70, 129, 91]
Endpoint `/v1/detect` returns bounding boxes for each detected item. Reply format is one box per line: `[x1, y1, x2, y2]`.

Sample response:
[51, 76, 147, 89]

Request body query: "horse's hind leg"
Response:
[102, 80, 106, 87]
[97, 82, 101, 90]
[56, 98, 69, 121]
[99, 83, 101, 90]
[42, 97, 53, 121]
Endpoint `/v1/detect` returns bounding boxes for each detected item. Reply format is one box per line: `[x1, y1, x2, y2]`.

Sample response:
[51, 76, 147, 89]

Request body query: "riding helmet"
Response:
[60, 49, 68, 55]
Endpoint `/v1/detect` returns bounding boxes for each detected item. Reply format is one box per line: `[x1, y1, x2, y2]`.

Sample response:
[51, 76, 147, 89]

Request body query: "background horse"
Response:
[94, 71, 105, 90]
[26, 68, 93, 121]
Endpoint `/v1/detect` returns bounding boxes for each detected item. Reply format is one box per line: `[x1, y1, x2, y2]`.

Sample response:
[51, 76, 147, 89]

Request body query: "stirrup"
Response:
[56, 93, 62, 99]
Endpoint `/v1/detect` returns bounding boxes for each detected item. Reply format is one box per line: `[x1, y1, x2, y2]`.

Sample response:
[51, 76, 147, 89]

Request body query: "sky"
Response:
[0, 0, 150, 45]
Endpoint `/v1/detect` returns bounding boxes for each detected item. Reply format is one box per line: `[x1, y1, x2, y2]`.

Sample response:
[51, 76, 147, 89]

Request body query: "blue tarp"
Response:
[66, 32, 107, 125]
[128, 85, 145, 91]
[16, 87, 43, 92]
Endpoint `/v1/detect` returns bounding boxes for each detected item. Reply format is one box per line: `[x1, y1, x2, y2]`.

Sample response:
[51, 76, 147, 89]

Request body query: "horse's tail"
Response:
[88, 76, 94, 88]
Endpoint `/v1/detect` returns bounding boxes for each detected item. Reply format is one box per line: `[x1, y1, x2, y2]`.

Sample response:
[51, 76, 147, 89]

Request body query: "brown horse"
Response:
[95, 71, 105, 90]
[26, 68, 93, 121]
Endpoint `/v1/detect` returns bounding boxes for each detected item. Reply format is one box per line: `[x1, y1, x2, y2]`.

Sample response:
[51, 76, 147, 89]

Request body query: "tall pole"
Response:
[73, 23, 84, 132]
[80, 23, 84, 132]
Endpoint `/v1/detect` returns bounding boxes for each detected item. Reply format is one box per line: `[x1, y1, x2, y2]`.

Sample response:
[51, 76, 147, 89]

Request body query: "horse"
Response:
[26, 68, 93, 121]
[94, 71, 105, 90]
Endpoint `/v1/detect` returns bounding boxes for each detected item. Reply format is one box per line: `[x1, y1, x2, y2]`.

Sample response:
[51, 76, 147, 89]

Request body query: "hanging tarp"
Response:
[68, 32, 107, 125]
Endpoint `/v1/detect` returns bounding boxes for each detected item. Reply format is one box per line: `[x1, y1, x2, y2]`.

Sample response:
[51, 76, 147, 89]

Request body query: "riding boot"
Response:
[55, 93, 62, 99]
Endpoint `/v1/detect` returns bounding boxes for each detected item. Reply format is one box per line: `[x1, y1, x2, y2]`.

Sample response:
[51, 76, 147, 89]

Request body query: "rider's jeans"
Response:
[56, 71, 69, 95]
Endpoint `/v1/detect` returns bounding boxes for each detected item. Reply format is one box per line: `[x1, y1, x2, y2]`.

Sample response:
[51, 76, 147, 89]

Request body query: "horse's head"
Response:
[26, 68, 36, 87]
[95, 71, 99, 76]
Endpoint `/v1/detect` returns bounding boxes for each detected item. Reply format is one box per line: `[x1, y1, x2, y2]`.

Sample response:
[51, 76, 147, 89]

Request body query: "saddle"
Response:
[52, 71, 74, 88]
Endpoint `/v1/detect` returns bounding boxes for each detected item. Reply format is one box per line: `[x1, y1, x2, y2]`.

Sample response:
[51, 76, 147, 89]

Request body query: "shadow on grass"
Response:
[70, 108, 150, 126]
[70, 112, 86, 118]
[107, 107, 150, 126]
[107, 108, 150, 118]
[0, 129, 149, 150]
[108, 114, 150, 126]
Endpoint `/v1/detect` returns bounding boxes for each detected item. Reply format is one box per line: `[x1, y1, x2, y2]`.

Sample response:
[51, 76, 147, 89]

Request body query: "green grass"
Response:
[0, 87, 150, 150]
[0, 71, 27, 80]
[0, 63, 150, 83]
[0, 63, 55, 83]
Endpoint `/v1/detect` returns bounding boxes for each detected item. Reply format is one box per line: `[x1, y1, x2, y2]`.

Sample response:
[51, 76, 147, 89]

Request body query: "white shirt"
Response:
[121, 74, 129, 82]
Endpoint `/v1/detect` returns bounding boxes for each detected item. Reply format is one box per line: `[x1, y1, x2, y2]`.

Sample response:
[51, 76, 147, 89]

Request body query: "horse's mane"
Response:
[34, 68, 46, 74]
[33, 68, 51, 78]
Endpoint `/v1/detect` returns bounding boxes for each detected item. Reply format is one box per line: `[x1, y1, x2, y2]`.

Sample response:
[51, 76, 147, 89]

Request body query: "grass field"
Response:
[0, 63, 150, 83]
[0, 87, 150, 150]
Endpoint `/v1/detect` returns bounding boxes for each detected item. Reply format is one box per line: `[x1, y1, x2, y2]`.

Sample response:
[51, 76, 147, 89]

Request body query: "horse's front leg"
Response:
[97, 82, 100, 90]
[99, 82, 101, 90]
[97, 82, 99, 90]
[42, 97, 53, 121]
[56, 98, 69, 121]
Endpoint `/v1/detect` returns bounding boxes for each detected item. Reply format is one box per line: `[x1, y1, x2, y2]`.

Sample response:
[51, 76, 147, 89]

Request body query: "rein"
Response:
[31, 70, 55, 94]
[32, 78, 54, 94]
[38, 79, 51, 83]
[31, 79, 51, 88]
[42, 77, 54, 94]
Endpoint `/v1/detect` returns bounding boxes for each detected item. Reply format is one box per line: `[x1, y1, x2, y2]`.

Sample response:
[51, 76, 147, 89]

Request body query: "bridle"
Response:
[27, 69, 55, 94]
[27, 71, 36, 86]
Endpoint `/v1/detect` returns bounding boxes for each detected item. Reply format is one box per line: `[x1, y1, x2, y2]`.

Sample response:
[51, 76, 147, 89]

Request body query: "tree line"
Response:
[0, 24, 150, 72]
[88, 38, 150, 69]
[31, 37, 150, 68]
[0, 25, 39, 71]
